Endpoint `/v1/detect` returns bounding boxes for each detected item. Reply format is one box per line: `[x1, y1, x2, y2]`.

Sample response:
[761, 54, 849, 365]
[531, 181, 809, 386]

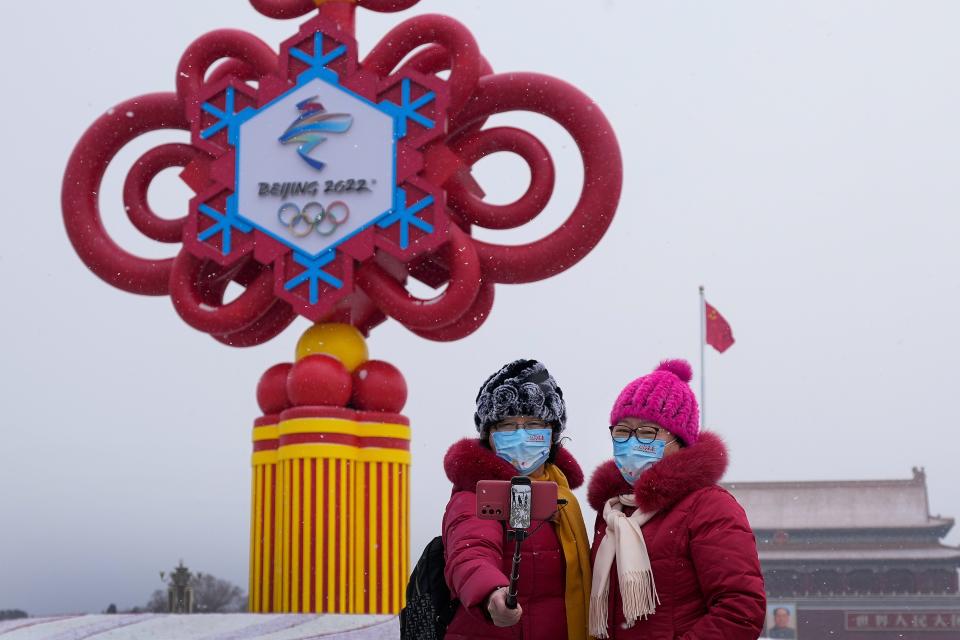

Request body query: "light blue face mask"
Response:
[613, 437, 673, 485]
[491, 428, 553, 476]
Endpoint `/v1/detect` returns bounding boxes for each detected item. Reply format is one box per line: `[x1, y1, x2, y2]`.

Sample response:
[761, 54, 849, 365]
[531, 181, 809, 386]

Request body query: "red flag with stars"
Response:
[705, 302, 735, 353]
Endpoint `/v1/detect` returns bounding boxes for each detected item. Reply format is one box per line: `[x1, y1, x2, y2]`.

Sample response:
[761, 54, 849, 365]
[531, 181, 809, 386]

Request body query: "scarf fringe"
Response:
[620, 568, 659, 628]
[588, 585, 610, 638]
[589, 496, 659, 638]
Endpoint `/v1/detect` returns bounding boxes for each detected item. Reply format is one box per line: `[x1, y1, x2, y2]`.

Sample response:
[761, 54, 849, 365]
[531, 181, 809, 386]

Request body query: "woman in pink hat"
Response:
[586, 359, 766, 639]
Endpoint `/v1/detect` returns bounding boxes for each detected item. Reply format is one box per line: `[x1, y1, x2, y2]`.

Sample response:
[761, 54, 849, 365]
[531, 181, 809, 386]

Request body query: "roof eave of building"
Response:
[753, 518, 954, 538]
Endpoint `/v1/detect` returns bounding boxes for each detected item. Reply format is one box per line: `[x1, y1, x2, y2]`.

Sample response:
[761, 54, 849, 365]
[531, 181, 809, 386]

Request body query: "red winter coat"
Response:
[587, 433, 765, 640]
[441, 438, 585, 640]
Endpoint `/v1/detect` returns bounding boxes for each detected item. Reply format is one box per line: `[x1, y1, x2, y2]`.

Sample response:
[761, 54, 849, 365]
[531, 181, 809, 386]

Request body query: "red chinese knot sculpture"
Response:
[61, 0, 622, 346]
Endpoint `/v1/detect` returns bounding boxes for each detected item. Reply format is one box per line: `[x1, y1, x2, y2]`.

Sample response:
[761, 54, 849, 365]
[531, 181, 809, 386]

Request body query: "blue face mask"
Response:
[613, 438, 672, 485]
[491, 428, 553, 476]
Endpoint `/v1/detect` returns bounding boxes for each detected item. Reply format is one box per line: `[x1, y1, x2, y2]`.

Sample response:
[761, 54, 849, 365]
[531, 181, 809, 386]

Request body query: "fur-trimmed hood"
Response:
[444, 438, 584, 492]
[587, 432, 729, 513]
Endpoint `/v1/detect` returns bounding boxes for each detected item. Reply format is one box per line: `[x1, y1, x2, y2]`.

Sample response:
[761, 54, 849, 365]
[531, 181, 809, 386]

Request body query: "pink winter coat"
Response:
[441, 438, 585, 640]
[587, 433, 765, 639]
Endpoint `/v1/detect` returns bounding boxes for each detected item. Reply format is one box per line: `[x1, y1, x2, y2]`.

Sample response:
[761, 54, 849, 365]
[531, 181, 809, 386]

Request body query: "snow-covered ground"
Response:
[0, 614, 399, 640]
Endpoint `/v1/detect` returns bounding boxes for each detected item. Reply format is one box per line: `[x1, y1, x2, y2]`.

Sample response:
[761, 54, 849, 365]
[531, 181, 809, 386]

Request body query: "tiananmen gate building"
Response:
[726, 468, 960, 639]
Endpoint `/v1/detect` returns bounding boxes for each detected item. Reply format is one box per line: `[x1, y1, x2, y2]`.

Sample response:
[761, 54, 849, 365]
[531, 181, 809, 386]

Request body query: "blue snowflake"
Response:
[284, 251, 344, 304]
[290, 32, 347, 82]
[381, 78, 435, 139]
[198, 196, 253, 255]
[200, 86, 254, 146]
[377, 187, 435, 250]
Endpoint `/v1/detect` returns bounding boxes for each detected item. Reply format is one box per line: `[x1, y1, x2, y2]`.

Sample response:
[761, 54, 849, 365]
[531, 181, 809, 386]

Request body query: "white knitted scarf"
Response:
[588, 494, 659, 638]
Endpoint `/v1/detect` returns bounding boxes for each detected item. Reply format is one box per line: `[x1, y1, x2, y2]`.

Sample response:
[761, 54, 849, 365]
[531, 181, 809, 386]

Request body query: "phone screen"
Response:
[509, 484, 532, 529]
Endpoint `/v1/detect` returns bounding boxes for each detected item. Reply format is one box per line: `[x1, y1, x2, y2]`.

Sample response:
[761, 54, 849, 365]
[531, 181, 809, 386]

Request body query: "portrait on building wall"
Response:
[765, 603, 798, 639]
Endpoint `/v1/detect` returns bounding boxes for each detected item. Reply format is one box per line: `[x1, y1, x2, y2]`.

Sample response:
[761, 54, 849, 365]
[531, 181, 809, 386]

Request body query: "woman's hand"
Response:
[486, 586, 522, 627]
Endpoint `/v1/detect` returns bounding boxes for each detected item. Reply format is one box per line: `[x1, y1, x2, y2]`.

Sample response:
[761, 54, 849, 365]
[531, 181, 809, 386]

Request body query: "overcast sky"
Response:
[3, 0, 960, 617]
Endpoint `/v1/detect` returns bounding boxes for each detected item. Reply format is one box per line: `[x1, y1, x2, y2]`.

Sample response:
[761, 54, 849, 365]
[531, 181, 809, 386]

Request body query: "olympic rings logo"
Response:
[277, 201, 350, 237]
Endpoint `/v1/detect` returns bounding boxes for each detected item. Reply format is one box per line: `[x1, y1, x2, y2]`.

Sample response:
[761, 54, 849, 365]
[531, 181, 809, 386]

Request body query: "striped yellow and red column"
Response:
[249, 324, 409, 614]
[249, 415, 279, 613]
[276, 406, 410, 613]
[350, 409, 410, 615]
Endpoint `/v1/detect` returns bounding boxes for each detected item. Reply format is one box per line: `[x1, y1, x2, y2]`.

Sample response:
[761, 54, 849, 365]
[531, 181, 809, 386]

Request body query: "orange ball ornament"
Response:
[295, 323, 368, 371]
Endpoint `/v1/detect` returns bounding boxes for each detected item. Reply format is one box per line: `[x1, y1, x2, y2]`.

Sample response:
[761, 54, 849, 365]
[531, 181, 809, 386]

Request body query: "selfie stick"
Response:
[505, 476, 532, 609]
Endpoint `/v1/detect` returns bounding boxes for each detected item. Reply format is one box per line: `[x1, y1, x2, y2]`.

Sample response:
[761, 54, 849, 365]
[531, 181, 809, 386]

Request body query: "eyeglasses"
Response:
[490, 420, 550, 433]
[609, 424, 661, 443]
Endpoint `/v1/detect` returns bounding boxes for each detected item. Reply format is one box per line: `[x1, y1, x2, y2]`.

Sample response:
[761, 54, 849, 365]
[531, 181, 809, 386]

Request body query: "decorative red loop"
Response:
[411, 280, 494, 342]
[195, 258, 254, 306]
[62, 92, 189, 296]
[400, 44, 451, 77]
[212, 299, 298, 347]
[169, 250, 278, 334]
[362, 14, 481, 116]
[123, 143, 203, 244]
[400, 46, 493, 138]
[446, 127, 555, 231]
[402, 44, 493, 81]
[356, 225, 481, 330]
[451, 72, 623, 285]
[207, 59, 259, 86]
[249, 0, 316, 19]
[176, 30, 280, 104]
[357, 0, 421, 13]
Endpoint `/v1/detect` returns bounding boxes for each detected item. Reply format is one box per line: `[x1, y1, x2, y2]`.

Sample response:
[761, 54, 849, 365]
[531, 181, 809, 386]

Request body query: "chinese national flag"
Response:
[705, 302, 735, 353]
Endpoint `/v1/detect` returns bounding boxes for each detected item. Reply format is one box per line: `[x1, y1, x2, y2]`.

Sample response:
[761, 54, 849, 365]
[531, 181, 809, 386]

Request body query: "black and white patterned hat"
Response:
[474, 359, 567, 434]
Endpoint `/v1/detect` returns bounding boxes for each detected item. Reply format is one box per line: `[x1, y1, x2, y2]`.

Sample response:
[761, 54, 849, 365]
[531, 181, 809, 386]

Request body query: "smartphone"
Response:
[475, 480, 559, 522]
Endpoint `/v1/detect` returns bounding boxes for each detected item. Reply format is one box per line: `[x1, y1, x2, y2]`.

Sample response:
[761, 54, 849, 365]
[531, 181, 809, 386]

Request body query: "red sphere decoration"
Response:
[351, 360, 407, 413]
[256, 362, 293, 415]
[287, 354, 353, 407]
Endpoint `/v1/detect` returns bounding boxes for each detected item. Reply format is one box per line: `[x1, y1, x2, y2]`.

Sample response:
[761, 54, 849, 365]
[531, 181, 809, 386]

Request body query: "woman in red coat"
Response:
[587, 359, 765, 639]
[442, 359, 593, 640]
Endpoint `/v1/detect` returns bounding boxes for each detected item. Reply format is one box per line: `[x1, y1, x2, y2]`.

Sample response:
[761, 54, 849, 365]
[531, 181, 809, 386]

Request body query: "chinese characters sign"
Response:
[845, 611, 960, 631]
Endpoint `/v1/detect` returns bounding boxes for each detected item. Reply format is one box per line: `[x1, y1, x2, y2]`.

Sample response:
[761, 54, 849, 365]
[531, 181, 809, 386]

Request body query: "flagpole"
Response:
[699, 285, 706, 429]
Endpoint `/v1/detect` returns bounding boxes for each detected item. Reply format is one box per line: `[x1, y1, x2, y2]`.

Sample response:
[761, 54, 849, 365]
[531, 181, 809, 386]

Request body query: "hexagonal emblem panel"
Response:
[236, 77, 395, 258]
[186, 19, 449, 320]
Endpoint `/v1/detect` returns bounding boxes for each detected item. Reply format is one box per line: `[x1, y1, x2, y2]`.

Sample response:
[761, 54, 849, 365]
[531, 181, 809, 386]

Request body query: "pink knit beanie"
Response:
[609, 359, 700, 446]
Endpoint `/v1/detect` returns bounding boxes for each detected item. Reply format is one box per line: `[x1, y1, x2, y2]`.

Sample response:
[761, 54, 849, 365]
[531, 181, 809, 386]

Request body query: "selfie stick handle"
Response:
[505, 530, 525, 609]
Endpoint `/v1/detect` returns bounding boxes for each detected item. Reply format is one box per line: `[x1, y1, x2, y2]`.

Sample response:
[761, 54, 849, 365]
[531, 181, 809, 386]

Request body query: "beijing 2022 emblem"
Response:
[187, 19, 447, 318]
